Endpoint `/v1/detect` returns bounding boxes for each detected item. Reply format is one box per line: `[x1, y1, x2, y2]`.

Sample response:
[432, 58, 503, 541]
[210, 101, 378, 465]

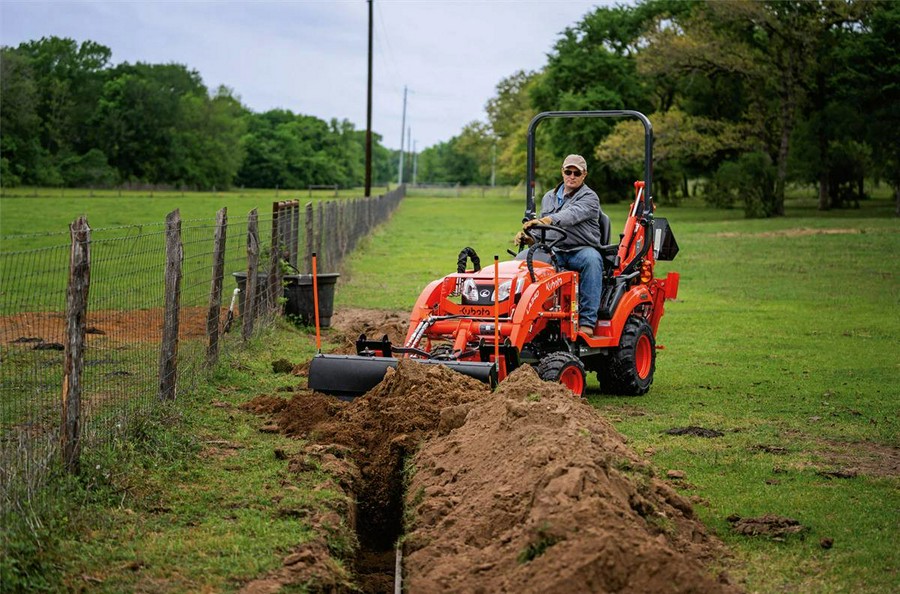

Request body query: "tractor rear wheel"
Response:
[537, 352, 586, 397]
[605, 316, 655, 396]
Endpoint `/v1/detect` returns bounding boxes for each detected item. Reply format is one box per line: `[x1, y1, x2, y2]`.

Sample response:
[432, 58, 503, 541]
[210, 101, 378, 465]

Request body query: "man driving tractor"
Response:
[514, 154, 605, 338]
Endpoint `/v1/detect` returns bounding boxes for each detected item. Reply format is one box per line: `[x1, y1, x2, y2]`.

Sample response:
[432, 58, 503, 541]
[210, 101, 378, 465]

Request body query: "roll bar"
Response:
[524, 110, 653, 222]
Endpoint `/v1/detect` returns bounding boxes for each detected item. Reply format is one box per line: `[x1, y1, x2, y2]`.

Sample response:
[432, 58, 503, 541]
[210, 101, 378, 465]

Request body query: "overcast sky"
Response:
[1, 0, 612, 151]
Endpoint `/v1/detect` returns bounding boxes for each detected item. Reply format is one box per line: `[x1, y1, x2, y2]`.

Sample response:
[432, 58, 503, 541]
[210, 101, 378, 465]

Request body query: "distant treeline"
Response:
[2, 1, 898, 217]
[0, 37, 396, 191]
[418, 0, 899, 216]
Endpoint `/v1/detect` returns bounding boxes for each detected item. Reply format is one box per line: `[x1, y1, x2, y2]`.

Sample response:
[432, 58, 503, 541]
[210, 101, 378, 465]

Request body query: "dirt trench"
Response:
[239, 310, 737, 593]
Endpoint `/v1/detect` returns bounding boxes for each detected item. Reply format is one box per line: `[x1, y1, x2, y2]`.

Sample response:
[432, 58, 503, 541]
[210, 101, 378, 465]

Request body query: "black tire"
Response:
[537, 352, 586, 397]
[604, 316, 655, 396]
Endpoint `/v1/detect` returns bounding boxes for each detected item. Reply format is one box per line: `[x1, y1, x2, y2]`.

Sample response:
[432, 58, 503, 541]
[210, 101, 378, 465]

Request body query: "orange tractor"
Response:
[309, 110, 679, 397]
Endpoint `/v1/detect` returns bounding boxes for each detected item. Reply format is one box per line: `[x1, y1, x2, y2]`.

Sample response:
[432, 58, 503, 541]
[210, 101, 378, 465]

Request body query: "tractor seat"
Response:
[596, 211, 622, 321]
[598, 211, 618, 275]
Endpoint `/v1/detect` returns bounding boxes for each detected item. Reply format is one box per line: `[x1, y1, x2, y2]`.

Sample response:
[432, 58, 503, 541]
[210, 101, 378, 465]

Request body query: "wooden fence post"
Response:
[62, 216, 90, 474]
[271, 202, 285, 314]
[243, 209, 260, 340]
[304, 202, 314, 273]
[316, 202, 325, 270]
[158, 209, 183, 401]
[290, 200, 300, 267]
[205, 207, 227, 367]
[268, 202, 282, 315]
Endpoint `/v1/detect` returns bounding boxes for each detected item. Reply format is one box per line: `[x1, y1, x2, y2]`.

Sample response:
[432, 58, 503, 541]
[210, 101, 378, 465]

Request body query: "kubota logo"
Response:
[480, 289, 491, 298]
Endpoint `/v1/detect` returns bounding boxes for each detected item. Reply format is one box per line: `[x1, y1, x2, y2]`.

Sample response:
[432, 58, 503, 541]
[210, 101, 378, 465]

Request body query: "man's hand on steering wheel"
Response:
[523, 216, 553, 230]
[515, 218, 569, 250]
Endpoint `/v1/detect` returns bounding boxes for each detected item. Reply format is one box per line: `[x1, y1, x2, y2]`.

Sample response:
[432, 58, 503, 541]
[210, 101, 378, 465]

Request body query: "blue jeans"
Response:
[555, 247, 603, 328]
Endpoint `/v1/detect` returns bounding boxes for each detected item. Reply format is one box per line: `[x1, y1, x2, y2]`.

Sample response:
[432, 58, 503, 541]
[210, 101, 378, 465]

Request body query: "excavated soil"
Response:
[403, 365, 736, 593]
[242, 322, 737, 593]
[233, 308, 736, 591]
[327, 307, 410, 354]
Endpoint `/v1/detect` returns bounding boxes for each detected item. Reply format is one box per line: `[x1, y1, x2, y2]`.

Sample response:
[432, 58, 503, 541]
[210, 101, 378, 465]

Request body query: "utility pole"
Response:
[364, 0, 373, 197]
[412, 140, 418, 186]
[398, 85, 407, 185]
[407, 126, 412, 184]
[491, 144, 496, 187]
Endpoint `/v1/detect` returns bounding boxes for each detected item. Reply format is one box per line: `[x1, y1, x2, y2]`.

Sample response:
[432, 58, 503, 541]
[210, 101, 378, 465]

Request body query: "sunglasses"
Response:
[563, 169, 583, 177]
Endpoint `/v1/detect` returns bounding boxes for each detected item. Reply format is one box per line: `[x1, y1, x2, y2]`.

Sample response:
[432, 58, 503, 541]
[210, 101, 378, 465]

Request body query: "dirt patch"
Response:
[0, 307, 216, 344]
[665, 426, 725, 438]
[714, 227, 871, 239]
[327, 307, 409, 354]
[403, 365, 736, 593]
[727, 514, 806, 539]
[817, 438, 900, 478]
[778, 431, 900, 478]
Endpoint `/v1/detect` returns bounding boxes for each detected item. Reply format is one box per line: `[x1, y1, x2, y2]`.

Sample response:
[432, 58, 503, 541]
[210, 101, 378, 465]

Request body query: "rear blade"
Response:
[308, 354, 497, 399]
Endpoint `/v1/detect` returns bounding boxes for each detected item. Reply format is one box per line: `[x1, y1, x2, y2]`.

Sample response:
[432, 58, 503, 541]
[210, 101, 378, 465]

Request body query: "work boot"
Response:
[580, 325, 596, 338]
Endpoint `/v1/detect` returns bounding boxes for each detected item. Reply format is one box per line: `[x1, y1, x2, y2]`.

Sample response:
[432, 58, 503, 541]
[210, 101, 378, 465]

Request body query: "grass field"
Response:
[0, 186, 396, 252]
[1, 186, 898, 592]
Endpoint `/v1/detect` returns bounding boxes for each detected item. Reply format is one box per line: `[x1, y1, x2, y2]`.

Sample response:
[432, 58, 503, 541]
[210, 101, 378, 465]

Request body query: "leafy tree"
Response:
[170, 86, 247, 189]
[15, 37, 110, 157]
[640, 0, 873, 216]
[0, 48, 41, 185]
[596, 108, 753, 204]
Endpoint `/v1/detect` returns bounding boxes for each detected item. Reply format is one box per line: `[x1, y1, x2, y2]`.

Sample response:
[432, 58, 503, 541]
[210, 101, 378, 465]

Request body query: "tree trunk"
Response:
[818, 172, 830, 211]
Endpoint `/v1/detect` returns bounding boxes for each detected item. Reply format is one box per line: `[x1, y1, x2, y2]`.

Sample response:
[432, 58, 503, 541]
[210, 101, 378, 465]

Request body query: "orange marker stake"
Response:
[312, 252, 321, 352]
[493, 255, 500, 379]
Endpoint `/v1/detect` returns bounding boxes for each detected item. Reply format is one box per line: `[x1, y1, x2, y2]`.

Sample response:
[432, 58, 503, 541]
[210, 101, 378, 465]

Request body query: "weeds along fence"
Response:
[0, 186, 405, 515]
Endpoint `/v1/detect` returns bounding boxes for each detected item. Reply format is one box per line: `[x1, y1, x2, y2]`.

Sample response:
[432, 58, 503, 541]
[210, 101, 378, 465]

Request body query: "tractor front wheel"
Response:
[537, 352, 586, 397]
[605, 316, 655, 396]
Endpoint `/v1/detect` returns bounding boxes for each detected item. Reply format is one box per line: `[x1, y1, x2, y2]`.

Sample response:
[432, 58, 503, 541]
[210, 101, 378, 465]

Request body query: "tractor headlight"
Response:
[462, 278, 479, 302]
[497, 280, 512, 302]
[496, 278, 525, 302]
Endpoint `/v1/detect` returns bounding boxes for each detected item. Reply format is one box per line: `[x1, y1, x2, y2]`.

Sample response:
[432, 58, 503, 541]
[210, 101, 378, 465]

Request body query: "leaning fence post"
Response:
[290, 200, 300, 268]
[158, 209, 183, 401]
[205, 207, 228, 367]
[304, 202, 314, 274]
[62, 216, 90, 474]
[243, 209, 260, 340]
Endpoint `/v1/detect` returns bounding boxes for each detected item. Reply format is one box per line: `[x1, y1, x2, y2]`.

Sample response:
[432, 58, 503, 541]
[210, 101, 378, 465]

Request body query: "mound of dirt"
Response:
[328, 308, 409, 354]
[258, 358, 491, 593]
[402, 365, 736, 593]
[287, 360, 491, 550]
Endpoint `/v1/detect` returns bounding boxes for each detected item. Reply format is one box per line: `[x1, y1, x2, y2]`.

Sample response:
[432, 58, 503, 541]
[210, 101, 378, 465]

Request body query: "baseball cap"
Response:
[562, 154, 587, 172]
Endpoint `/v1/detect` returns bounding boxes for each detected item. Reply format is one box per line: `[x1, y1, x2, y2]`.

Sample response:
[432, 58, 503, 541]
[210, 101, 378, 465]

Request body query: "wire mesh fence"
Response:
[0, 185, 405, 515]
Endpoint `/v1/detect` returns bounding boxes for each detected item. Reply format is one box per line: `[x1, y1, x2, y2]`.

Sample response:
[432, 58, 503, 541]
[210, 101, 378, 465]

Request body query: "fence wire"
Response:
[0, 186, 404, 516]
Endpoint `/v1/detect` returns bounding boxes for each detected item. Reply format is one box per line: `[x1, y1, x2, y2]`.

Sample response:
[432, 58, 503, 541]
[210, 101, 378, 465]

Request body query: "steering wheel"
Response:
[521, 224, 568, 283]
[525, 223, 568, 250]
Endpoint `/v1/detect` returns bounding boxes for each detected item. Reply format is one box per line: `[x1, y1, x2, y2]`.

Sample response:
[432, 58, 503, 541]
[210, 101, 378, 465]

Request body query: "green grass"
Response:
[0, 185, 392, 250]
[1, 322, 353, 593]
[2, 186, 897, 592]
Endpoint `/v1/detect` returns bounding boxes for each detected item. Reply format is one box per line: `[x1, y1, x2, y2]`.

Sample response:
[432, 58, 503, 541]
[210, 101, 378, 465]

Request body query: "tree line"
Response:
[417, 0, 898, 216]
[2, 1, 897, 217]
[0, 37, 396, 191]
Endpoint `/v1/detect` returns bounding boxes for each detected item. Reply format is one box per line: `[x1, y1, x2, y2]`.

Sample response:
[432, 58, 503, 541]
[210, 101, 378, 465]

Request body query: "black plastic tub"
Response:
[232, 272, 340, 327]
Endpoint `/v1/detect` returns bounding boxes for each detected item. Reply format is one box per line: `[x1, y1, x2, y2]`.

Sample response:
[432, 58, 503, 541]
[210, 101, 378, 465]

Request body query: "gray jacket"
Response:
[538, 182, 604, 251]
